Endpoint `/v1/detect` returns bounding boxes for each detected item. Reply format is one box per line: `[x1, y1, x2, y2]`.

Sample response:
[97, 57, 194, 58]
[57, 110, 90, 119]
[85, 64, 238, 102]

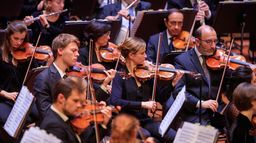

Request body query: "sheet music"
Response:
[3, 86, 34, 137]
[159, 86, 186, 137]
[20, 127, 62, 143]
[173, 122, 219, 143]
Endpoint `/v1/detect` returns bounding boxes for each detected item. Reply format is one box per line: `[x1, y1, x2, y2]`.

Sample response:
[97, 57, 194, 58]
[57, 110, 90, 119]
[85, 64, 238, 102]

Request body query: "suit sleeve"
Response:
[173, 57, 198, 112]
[146, 36, 156, 63]
[34, 72, 52, 117]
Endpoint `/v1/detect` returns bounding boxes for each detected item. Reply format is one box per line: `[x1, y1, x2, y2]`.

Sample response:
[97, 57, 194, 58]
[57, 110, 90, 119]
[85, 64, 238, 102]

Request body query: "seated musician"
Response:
[24, 0, 68, 46]
[34, 33, 80, 118]
[110, 37, 183, 142]
[146, 9, 186, 63]
[40, 76, 112, 143]
[230, 82, 256, 143]
[173, 25, 224, 126]
[0, 21, 52, 126]
[97, 0, 151, 44]
[77, 21, 116, 102]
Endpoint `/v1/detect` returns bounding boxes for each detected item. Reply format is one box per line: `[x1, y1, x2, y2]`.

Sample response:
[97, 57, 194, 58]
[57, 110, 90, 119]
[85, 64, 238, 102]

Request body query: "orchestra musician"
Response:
[146, 9, 185, 64]
[33, 33, 80, 118]
[97, 0, 151, 44]
[173, 25, 224, 126]
[78, 21, 117, 101]
[0, 21, 51, 126]
[40, 76, 112, 143]
[110, 37, 183, 142]
[230, 82, 256, 143]
[24, 0, 68, 46]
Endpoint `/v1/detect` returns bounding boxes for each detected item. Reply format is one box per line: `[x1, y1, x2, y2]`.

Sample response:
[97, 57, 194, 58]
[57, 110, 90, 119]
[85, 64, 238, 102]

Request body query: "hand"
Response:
[24, 16, 34, 26]
[118, 9, 130, 20]
[195, 10, 205, 21]
[172, 71, 183, 87]
[101, 106, 112, 127]
[37, 0, 45, 11]
[198, 1, 210, 17]
[142, 101, 157, 111]
[102, 69, 116, 86]
[202, 100, 218, 112]
[39, 14, 50, 28]
[1, 90, 18, 101]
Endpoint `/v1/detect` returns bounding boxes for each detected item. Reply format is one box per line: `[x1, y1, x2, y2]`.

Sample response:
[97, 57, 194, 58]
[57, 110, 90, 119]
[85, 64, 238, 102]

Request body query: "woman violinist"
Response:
[24, 0, 68, 46]
[110, 37, 183, 142]
[77, 21, 117, 102]
[0, 21, 52, 126]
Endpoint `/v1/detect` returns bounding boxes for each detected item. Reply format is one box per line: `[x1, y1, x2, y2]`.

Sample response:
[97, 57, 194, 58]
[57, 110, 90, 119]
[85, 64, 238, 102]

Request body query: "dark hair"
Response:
[224, 66, 253, 101]
[165, 8, 183, 21]
[233, 82, 256, 111]
[84, 21, 111, 41]
[53, 76, 86, 102]
[52, 33, 80, 59]
[1, 21, 29, 62]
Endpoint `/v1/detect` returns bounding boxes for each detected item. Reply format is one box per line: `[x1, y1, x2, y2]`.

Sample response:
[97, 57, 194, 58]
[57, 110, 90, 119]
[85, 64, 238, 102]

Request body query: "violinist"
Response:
[24, 0, 68, 46]
[97, 0, 151, 44]
[173, 25, 224, 126]
[0, 21, 50, 126]
[147, 9, 189, 64]
[230, 82, 256, 143]
[40, 76, 112, 143]
[78, 21, 117, 101]
[34, 33, 80, 118]
[110, 37, 183, 142]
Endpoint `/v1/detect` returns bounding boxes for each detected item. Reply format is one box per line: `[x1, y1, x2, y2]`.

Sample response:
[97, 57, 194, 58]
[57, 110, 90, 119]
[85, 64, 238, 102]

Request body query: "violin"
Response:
[99, 42, 125, 63]
[12, 42, 52, 61]
[67, 62, 128, 83]
[133, 61, 196, 81]
[71, 101, 120, 131]
[172, 31, 196, 50]
[206, 49, 256, 71]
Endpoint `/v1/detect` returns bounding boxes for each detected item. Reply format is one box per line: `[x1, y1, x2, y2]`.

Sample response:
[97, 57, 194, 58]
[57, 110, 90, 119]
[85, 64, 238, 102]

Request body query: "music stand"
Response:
[70, 0, 98, 20]
[212, 1, 256, 54]
[142, 0, 167, 10]
[131, 8, 197, 43]
[62, 20, 121, 44]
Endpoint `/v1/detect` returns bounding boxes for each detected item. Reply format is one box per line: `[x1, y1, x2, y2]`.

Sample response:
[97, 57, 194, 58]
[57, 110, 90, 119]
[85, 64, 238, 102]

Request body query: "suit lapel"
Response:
[162, 31, 170, 52]
[49, 65, 62, 81]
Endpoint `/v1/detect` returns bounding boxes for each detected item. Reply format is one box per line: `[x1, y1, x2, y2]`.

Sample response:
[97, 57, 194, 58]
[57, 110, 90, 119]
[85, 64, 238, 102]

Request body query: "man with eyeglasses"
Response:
[146, 9, 185, 64]
[172, 25, 225, 127]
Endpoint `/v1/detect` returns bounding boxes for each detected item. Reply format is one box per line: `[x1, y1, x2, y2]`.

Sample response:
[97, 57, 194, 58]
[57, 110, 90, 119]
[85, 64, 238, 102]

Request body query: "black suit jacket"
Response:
[97, 1, 151, 19]
[40, 108, 80, 143]
[33, 64, 61, 118]
[146, 31, 173, 63]
[173, 48, 223, 124]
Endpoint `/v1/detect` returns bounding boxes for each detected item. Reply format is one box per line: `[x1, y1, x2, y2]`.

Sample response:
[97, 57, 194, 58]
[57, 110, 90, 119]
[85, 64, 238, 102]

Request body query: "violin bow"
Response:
[88, 39, 101, 143]
[185, 15, 197, 52]
[22, 31, 43, 85]
[215, 38, 234, 102]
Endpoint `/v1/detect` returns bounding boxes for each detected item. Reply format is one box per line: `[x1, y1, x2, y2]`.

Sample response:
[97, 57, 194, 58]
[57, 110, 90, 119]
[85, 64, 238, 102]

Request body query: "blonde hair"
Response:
[118, 37, 146, 59]
[110, 114, 140, 143]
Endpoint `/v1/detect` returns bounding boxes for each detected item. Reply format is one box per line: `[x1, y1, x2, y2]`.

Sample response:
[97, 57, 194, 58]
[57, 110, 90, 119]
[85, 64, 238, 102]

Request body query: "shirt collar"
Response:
[166, 30, 172, 44]
[194, 46, 202, 58]
[53, 62, 66, 78]
[51, 105, 69, 122]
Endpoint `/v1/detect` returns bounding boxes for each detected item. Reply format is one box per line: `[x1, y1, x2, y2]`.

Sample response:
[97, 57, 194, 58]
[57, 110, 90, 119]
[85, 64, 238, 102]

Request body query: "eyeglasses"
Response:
[200, 39, 218, 45]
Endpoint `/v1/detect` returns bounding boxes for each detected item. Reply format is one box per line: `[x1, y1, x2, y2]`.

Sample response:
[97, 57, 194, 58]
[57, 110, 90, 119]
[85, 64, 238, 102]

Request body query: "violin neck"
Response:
[91, 68, 105, 73]
[159, 67, 192, 74]
[229, 58, 252, 67]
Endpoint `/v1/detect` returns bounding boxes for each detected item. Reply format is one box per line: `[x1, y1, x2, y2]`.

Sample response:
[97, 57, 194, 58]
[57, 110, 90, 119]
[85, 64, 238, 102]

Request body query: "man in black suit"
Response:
[146, 9, 184, 63]
[40, 76, 112, 143]
[173, 25, 223, 125]
[97, 0, 151, 44]
[33, 33, 80, 118]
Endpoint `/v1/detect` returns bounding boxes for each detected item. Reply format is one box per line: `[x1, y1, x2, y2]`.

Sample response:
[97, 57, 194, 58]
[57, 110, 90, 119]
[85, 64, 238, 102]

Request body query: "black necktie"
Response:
[63, 74, 68, 79]
[201, 56, 210, 82]
[169, 37, 173, 51]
